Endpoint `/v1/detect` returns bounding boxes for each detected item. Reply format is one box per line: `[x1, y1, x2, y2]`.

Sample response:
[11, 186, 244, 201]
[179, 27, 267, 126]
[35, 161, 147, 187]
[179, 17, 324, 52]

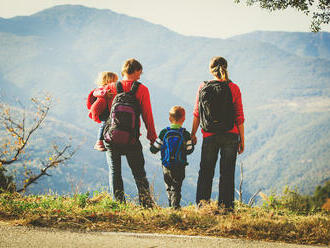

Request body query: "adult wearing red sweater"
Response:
[191, 56, 245, 211]
[102, 59, 157, 208]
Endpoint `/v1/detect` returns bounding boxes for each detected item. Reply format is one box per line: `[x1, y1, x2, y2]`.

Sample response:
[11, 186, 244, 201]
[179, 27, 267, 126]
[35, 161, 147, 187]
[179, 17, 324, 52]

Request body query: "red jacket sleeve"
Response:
[193, 82, 205, 118]
[93, 85, 110, 98]
[137, 84, 157, 143]
[86, 89, 96, 110]
[229, 82, 245, 126]
[88, 97, 107, 123]
[87, 88, 108, 123]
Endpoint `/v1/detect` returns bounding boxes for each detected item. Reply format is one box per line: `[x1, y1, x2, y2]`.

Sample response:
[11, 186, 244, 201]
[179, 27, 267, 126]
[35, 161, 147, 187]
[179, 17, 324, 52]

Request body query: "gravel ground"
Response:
[0, 222, 326, 248]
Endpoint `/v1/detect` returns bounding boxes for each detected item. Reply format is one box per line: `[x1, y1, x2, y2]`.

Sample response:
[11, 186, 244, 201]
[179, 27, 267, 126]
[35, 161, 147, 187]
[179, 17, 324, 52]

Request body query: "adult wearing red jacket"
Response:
[101, 59, 157, 208]
[191, 56, 245, 211]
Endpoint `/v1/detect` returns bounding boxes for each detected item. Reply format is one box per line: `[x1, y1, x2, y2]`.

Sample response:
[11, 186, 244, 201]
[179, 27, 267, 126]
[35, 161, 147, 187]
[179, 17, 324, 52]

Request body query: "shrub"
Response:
[75, 192, 90, 208]
[262, 182, 330, 214]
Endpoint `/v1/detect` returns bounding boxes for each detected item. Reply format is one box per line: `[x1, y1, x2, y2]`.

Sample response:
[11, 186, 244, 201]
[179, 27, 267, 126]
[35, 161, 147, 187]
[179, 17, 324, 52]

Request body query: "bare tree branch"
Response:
[235, 162, 244, 203]
[0, 96, 50, 165]
[0, 94, 76, 193]
[17, 144, 76, 193]
[239, 162, 243, 203]
[248, 188, 262, 206]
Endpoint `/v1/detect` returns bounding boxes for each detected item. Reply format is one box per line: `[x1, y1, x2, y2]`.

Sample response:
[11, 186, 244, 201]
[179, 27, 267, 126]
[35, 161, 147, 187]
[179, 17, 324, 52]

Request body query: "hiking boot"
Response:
[173, 205, 181, 210]
[94, 140, 107, 152]
[217, 205, 234, 215]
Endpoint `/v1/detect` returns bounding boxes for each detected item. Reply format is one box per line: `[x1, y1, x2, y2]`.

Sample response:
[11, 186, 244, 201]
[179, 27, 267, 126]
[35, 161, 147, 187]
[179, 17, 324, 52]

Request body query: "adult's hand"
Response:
[237, 123, 245, 154]
[238, 139, 244, 154]
[191, 133, 197, 145]
[191, 116, 200, 145]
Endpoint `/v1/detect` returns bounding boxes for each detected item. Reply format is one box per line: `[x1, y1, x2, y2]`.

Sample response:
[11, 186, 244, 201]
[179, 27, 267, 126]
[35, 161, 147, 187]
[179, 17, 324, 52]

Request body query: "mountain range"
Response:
[0, 5, 329, 204]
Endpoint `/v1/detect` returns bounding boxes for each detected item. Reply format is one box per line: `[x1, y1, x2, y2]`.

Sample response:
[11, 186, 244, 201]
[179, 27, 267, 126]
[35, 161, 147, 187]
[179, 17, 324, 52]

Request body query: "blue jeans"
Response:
[196, 133, 238, 209]
[105, 141, 154, 208]
[97, 109, 109, 140]
[97, 121, 106, 140]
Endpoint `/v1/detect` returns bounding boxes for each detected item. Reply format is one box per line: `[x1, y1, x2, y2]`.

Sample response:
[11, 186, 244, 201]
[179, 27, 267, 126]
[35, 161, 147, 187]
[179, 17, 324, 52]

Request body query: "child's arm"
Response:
[150, 129, 166, 154]
[93, 88, 107, 98]
[184, 130, 194, 155]
[150, 138, 162, 154]
[87, 89, 97, 110]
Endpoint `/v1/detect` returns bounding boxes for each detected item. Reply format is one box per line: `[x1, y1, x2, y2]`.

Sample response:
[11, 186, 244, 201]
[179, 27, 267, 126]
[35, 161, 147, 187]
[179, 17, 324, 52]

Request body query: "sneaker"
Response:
[94, 140, 107, 152]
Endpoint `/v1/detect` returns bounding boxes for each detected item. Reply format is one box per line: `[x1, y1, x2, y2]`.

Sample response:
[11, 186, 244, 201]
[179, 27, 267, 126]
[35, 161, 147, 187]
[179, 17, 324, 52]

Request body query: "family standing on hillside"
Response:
[87, 57, 245, 211]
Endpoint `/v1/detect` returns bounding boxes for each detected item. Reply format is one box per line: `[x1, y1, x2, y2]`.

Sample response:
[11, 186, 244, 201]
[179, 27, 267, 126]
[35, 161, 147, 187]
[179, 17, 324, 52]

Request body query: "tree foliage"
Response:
[0, 95, 75, 193]
[261, 181, 330, 213]
[234, 0, 330, 32]
[313, 180, 330, 208]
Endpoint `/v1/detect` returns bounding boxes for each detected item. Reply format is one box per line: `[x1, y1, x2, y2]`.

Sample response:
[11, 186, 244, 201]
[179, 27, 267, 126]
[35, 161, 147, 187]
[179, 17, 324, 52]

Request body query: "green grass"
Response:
[0, 191, 329, 245]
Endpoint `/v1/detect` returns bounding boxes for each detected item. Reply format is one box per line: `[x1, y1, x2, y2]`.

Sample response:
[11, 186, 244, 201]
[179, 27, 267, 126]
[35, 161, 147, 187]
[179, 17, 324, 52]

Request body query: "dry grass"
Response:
[0, 192, 329, 245]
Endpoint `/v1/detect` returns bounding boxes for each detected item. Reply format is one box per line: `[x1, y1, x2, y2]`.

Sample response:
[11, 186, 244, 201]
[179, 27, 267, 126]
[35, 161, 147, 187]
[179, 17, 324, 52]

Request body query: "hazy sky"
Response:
[1, 0, 329, 38]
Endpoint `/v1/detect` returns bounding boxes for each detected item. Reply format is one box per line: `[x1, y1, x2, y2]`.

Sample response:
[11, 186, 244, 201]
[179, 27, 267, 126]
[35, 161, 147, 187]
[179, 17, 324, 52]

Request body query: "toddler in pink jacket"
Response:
[87, 72, 118, 151]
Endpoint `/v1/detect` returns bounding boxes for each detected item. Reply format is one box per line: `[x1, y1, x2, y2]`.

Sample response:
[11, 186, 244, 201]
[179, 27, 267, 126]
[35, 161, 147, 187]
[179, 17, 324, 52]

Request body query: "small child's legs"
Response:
[94, 121, 107, 151]
[97, 121, 107, 141]
[162, 166, 185, 209]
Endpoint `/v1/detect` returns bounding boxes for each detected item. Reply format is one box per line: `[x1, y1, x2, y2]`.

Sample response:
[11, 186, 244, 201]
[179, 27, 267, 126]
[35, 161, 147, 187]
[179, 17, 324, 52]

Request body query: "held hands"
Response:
[149, 140, 158, 154]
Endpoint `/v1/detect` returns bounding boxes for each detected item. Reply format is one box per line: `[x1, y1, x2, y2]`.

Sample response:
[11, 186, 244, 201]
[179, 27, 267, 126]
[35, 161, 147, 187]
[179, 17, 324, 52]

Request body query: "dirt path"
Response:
[0, 222, 326, 248]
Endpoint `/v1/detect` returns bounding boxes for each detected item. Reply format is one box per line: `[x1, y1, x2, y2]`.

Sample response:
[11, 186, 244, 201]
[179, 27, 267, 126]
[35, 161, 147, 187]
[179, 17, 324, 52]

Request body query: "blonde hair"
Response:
[95, 72, 118, 86]
[209, 56, 229, 81]
[121, 58, 143, 76]
[169, 106, 185, 122]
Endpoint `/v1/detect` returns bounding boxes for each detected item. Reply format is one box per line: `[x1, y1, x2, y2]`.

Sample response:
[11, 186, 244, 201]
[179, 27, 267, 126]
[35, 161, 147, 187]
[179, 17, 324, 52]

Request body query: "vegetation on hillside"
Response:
[0, 183, 329, 245]
[260, 181, 330, 214]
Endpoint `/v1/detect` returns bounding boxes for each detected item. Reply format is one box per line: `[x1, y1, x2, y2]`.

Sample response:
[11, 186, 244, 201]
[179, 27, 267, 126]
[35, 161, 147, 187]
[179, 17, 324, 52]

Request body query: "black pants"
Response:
[105, 141, 154, 208]
[196, 133, 238, 209]
[162, 165, 185, 209]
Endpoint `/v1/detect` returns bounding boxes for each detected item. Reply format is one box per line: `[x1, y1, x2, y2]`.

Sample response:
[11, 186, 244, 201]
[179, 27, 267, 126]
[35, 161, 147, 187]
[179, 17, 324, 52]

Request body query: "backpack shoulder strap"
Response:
[163, 127, 171, 139]
[164, 127, 184, 138]
[203, 80, 220, 88]
[130, 81, 140, 95]
[163, 127, 181, 139]
[116, 81, 123, 93]
[221, 79, 232, 85]
[178, 127, 185, 134]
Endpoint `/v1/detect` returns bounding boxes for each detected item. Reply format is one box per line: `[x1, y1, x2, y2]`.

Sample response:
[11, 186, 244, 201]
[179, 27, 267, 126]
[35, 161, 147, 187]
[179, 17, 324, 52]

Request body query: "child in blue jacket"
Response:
[150, 106, 194, 209]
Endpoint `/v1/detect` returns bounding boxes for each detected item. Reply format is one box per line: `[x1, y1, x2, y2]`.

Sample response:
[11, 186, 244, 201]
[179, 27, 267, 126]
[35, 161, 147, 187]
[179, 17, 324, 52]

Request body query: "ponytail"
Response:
[209, 56, 229, 81]
[211, 65, 222, 79]
[220, 65, 228, 81]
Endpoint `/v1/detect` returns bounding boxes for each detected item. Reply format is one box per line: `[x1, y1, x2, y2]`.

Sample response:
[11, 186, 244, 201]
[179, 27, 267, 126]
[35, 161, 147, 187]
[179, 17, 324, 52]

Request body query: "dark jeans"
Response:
[162, 165, 185, 209]
[196, 133, 238, 209]
[105, 141, 153, 208]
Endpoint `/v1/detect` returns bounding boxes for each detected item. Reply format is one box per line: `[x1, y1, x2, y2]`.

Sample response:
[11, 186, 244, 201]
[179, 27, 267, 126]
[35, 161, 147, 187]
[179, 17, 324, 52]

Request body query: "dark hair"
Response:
[121, 58, 143, 76]
[209, 56, 228, 80]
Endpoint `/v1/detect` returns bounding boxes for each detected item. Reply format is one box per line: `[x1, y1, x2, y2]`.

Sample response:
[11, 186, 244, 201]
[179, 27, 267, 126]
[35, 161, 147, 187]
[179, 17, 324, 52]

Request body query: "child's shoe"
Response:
[94, 140, 107, 152]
